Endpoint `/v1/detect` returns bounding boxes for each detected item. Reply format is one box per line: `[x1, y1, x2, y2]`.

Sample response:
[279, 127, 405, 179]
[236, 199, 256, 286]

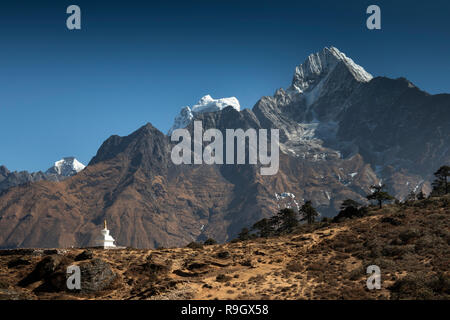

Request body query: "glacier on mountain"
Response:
[46, 157, 85, 177]
[266, 46, 374, 159]
[168, 95, 241, 135]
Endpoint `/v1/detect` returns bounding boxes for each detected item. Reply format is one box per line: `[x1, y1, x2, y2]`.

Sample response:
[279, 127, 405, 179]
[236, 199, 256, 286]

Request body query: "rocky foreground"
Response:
[0, 196, 449, 300]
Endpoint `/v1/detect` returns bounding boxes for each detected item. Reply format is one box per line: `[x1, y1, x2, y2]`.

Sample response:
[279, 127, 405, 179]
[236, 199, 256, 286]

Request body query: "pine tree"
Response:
[251, 218, 275, 238]
[340, 199, 361, 211]
[299, 200, 320, 224]
[432, 165, 450, 196]
[366, 184, 394, 209]
[332, 199, 366, 222]
[275, 208, 298, 233]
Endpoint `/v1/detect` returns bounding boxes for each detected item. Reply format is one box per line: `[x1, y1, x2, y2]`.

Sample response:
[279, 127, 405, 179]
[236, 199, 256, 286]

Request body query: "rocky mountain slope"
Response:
[251, 47, 448, 199]
[0, 158, 85, 194]
[1, 196, 448, 300]
[0, 121, 379, 249]
[0, 47, 448, 249]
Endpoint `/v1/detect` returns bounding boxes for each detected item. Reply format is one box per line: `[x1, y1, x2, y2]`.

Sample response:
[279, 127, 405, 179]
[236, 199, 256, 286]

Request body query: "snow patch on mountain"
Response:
[46, 157, 85, 177]
[275, 192, 300, 212]
[289, 46, 372, 94]
[287, 46, 372, 108]
[169, 106, 194, 136]
[192, 95, 240, 113]
[168, 95, 241, 135]
[271, 47, 373, 158]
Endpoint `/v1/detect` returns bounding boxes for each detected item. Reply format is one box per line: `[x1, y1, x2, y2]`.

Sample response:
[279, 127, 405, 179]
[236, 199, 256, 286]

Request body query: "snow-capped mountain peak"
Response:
[168, 95, 241, 134]
[289, 46, 373, 94]
[191, 95, 240, 113]
[169, 106, 194, 136]
[46, 157, 85, 177]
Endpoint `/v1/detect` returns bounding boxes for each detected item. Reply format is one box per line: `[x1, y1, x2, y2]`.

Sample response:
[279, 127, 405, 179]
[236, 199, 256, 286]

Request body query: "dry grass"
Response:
[0, 195, 449, 300]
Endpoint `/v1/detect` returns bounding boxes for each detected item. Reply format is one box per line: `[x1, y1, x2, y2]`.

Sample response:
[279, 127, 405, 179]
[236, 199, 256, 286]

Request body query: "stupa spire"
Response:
[95, 219, 116, 249]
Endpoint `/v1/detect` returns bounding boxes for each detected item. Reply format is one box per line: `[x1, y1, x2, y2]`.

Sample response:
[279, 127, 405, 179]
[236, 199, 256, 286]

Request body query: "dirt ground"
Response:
[0, 196, 449, 300]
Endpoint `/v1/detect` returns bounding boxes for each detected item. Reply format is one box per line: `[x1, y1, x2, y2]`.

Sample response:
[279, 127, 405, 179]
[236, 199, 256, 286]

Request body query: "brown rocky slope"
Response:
[1, 195, 448, 300]
[0, 120, 379, 249]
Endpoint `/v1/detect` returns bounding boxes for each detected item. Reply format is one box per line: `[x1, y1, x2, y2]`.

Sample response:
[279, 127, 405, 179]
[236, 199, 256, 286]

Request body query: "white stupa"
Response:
[95, 220, 117, 249]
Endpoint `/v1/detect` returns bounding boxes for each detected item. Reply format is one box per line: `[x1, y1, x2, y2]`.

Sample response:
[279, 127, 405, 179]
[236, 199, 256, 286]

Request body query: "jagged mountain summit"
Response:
[253, 47, 448, 199]
[46, 157, 85, 176]
[289, 46, 372, 95]
[0, 46, 448, 249]
[0, 157, 85, 193]
[168, 95, 241, 135]
[0, 166, 50, 194]
[286, 46, 372, 114]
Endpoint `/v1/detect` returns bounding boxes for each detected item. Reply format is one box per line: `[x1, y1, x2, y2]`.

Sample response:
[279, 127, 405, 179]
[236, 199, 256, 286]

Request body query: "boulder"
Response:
[8, 257, 31, 268]
[78, 258, 116, 292]
[74, 250, 93, 261]
[216, 251, 231, 259]
[19, 255, 69, 287]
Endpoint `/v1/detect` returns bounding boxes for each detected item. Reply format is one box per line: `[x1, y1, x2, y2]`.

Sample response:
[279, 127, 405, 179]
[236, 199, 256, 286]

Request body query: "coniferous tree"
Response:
[299, 200, 319, 224]
[251, 218, 275, 238]
[250, 208, 299, 238]
[366, 184, 394, 209]
[333, 199, 365, 222]
[340, 199, 361, 211]
[431, 165, 450, 196]
[275, 208, 298, 233]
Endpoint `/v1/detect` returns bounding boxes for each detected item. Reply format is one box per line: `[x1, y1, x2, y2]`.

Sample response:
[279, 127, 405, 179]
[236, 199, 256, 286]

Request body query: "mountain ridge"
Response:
[0, 47, 448, 249]
[0, 157, 85, 194]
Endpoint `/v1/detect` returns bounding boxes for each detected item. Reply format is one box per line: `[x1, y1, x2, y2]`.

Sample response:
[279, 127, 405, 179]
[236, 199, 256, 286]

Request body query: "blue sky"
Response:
[1, 0, 449, 172]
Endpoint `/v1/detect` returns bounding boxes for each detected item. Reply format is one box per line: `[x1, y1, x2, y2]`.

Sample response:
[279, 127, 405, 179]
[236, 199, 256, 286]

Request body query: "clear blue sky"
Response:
[1, 0, 449, 172]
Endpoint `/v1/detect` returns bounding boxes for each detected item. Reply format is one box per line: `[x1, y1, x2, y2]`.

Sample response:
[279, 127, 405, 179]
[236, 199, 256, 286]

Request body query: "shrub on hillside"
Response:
[390, 272, 450, 300]
[332, 199, 367, 223]
[216, 274, 232, 282]
[186, 242, 203, 249]
[204, 238, 217, 245]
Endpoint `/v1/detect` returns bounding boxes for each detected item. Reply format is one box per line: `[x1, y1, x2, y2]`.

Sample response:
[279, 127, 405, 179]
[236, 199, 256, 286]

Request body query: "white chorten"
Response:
[95, 220, 117, 249]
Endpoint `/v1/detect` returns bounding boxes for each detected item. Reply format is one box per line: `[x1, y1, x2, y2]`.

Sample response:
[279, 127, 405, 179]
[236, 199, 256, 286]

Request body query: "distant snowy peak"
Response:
[46, 157, 85, 177]
[191, 95, 240, 113]
[169, 106, 194, 135]
[289, 46, 373, 94]
[168, 95, 241, 134]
